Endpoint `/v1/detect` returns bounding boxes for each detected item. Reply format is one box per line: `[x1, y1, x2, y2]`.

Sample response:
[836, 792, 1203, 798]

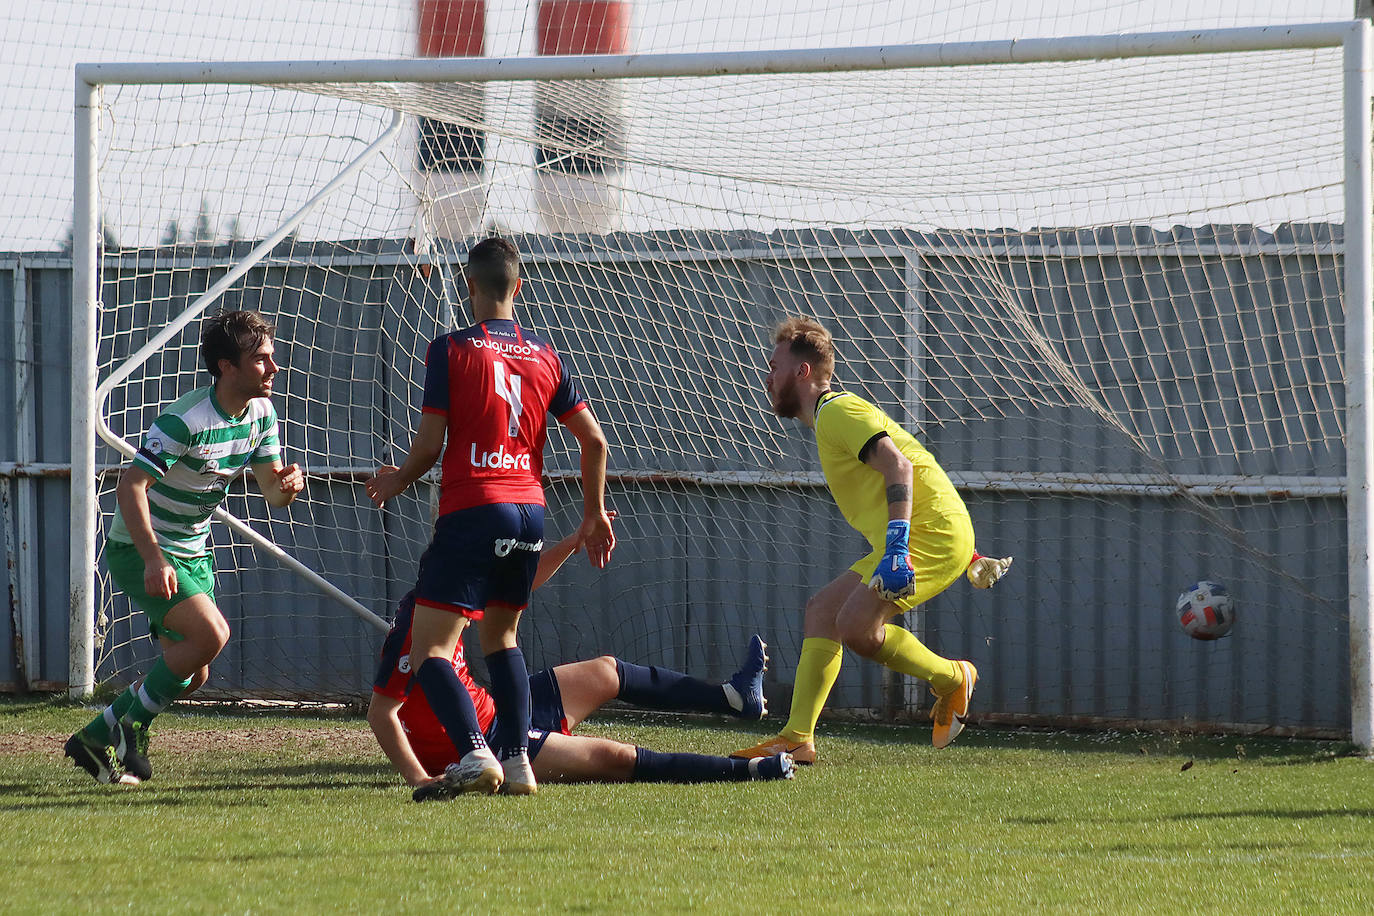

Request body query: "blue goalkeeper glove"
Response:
[869, 520, 917, 601]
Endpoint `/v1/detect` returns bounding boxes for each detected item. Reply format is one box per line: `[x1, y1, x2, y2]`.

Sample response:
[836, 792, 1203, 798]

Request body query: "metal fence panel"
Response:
[0, 236, 1352, 733]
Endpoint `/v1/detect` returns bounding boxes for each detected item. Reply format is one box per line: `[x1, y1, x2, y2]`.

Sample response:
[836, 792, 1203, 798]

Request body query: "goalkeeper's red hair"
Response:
[773, 315, 835, 385]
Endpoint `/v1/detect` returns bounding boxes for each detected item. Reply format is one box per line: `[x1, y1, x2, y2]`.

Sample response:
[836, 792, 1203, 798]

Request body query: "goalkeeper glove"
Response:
[967, 554, 1014, 589]
[869, 520, 917, 601]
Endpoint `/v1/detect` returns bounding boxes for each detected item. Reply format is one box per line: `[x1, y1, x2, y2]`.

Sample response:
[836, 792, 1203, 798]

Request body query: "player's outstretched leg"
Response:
[722, 634, 768, 720]
[930, 660, 978, 749]
[63, 729, 138, 786]
[632, 747, 796, 782]
[731, 635, 840, 765]
[747, 752, 796, 781]
[412, 748, 504, 801]
[614, 653, 753, 717]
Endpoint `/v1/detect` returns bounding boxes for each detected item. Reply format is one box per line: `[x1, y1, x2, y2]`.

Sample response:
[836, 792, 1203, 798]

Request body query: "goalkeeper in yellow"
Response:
[734, 316, 1011, 764]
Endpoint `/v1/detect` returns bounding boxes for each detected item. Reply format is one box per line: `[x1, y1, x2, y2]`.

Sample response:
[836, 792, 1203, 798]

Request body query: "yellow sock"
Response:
[780, 637, 843, 742]
[872, 624, 960, 693]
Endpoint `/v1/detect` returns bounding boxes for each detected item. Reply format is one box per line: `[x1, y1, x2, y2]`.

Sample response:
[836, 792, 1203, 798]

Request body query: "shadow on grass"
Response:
[162, 778, 400, 794]
[1166, 807, 1374, 822]
[585, 715, 1362, 772]
[1013, 806, 1374, 827]
[0, 758, 400, 811]
[0, 779, 402, 812]
[5, 698, 1360, 765]
[726, 718, 1359, 763]
[22, 845, 476, 868]
[150, 757, 396, 791]
[1083, 836, 1374, 859]
[227, 760, 392, 780]
[0, 785, 256, 812]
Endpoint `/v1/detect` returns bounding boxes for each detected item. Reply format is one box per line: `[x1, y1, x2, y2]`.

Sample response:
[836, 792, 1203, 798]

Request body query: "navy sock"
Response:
[484, 647, 531, 759]
[615, 660, 731, 714]
[632, 747, 753, 783]
[414, 657, 486, 758]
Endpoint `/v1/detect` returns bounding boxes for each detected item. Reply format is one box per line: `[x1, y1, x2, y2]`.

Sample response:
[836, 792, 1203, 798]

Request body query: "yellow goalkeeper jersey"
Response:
[813, 390, 967, 550]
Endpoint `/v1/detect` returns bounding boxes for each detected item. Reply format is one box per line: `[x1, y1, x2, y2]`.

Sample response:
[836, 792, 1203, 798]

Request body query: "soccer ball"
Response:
[1176, 580, 1235, 640]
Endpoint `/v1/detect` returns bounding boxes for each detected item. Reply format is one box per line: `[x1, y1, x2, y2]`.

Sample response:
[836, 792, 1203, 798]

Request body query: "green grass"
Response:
[3, 697, 1372, 914]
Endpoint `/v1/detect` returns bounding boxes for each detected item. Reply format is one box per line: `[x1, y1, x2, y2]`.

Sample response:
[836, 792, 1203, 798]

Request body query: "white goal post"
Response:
[71, 22, 1374, 748]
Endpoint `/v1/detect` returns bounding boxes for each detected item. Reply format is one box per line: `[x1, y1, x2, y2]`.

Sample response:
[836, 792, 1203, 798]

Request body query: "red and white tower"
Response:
[416, 0, 487, 240]
[534, 1, 630, 234]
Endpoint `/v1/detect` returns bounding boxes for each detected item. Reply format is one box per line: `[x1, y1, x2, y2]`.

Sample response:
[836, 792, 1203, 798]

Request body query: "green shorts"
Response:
[104, 539, 216, 642]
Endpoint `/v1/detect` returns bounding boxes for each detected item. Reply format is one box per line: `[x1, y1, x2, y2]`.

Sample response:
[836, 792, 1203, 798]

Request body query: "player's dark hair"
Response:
[202, 310, 275, 379]
[774, 315, 835, 382]
[466, 236, 522, 300]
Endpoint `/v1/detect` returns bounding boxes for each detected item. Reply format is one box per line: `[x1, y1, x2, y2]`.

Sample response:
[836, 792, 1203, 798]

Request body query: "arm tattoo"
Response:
[886, 483, 911, 505]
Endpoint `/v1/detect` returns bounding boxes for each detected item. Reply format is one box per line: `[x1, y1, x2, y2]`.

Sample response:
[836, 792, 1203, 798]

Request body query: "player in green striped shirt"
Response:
[65, 310, 304, 785]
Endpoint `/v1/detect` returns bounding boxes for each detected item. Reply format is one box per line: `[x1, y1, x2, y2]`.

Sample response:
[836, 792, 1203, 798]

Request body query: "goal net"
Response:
[73, 25, 1371, 739]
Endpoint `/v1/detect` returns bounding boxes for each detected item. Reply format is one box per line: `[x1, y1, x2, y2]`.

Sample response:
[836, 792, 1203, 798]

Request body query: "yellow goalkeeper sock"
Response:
[780, 637, 844, 742]
[872, 624, 960, 693]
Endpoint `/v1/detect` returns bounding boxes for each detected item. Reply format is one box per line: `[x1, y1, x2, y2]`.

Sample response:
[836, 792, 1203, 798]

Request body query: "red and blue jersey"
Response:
[372, 593, 497, 773]
[422, 318, 586, 516]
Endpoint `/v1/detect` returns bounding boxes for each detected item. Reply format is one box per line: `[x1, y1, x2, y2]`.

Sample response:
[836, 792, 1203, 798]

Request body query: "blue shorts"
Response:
[487, 667, 570, 761]
[414, 503, 545, 618]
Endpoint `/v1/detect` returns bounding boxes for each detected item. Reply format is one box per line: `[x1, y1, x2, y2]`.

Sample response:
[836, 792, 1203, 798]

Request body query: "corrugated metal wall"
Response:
[0, 232, 1351, 734]
[920, 239, 1347, 732]
[2, 254, 75, 691]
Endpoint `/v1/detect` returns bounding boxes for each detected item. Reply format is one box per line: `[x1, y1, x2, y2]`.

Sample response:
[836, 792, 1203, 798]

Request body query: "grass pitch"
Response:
[2, 697, 1372, 914]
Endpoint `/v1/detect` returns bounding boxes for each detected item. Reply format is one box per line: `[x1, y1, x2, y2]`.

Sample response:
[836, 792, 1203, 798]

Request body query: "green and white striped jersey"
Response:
[108, 386, 281, 558]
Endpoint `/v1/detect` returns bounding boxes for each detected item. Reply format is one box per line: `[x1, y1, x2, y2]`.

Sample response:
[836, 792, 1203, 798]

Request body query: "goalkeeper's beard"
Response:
[771, 385, 802, 419]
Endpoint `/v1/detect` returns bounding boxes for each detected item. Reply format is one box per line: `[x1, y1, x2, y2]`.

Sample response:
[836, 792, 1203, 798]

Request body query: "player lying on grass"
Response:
[369, 530, 795, 799]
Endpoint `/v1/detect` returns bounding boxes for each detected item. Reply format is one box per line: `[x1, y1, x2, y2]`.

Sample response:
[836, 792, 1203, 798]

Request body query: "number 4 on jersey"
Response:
[494, 362, 522, 437]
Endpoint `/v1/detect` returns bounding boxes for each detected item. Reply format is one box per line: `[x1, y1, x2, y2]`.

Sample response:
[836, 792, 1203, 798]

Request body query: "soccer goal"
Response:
[72, 22, 1374, 748]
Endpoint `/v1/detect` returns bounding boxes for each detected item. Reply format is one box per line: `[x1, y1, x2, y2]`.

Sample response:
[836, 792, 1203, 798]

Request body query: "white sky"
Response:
[0, 0, 1356, 249]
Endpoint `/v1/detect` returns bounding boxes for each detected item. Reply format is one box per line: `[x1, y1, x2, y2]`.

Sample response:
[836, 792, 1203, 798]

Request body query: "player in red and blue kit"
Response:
[367, 237, 614, 800]
[368, 528, 794, 786]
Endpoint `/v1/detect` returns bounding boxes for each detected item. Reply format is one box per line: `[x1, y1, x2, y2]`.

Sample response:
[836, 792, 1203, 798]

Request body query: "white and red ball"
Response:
[1176, 580, 1235, 640]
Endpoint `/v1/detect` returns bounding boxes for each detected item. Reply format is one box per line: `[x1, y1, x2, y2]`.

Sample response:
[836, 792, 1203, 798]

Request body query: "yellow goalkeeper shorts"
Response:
[849, 509, 974, 612]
